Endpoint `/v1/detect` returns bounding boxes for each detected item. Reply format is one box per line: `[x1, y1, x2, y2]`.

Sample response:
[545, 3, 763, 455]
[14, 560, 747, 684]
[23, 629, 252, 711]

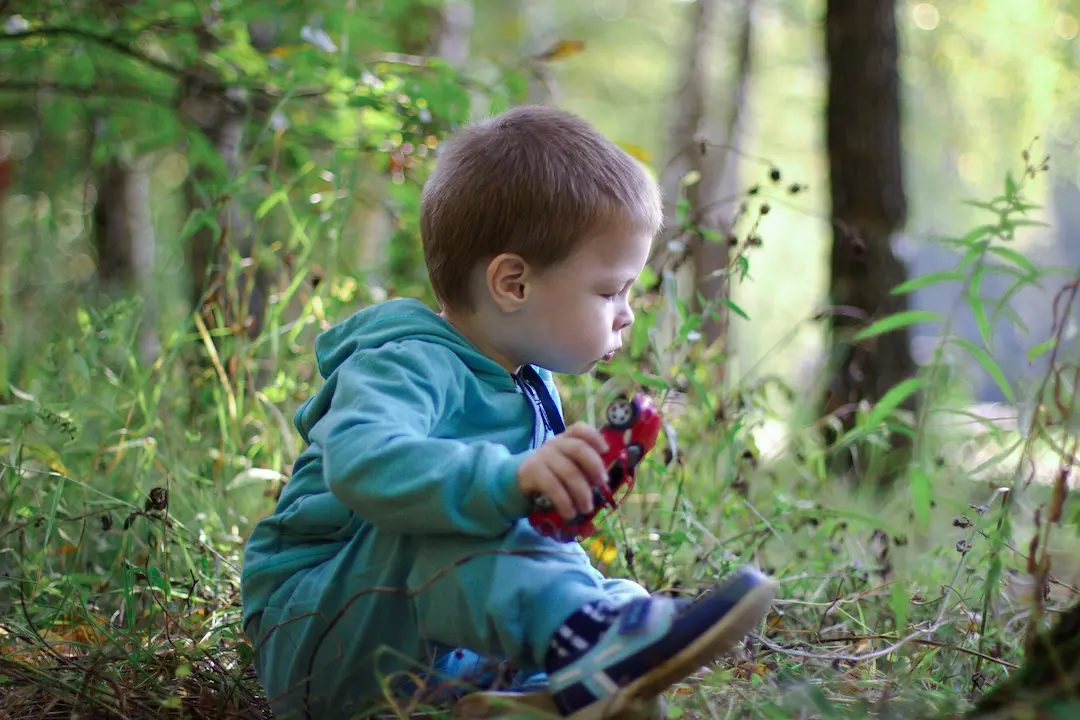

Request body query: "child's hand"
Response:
[518, 423, 609, 520]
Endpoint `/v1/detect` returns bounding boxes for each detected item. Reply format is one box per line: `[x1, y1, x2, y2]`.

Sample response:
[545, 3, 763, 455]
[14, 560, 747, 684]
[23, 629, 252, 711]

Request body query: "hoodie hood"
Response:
[294, 298, 514, 440]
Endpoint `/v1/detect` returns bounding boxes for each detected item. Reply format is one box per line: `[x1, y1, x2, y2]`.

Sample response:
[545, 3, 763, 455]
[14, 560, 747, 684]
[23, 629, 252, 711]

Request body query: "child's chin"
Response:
[558, 359, 600, 376]
[538, 353, 606, 375]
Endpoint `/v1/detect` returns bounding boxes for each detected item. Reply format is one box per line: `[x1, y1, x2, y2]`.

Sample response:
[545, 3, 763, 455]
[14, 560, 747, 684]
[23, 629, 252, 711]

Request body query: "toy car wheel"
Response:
[606, 397, 639, 431]
[531, 494, 555, 512]
[625, 443, 644, 469]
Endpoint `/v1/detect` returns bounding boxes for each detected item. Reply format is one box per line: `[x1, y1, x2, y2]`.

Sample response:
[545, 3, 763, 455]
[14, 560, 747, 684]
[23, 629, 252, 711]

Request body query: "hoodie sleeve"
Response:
[306, 344, 532, 537]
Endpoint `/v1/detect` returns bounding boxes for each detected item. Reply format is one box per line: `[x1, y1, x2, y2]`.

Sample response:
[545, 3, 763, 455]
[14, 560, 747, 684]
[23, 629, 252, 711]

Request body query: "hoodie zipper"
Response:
[514, 367, 566, 449]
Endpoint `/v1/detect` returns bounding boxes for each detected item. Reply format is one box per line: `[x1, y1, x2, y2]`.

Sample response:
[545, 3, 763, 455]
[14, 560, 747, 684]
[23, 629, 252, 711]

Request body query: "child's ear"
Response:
[486, 253, 531, 312]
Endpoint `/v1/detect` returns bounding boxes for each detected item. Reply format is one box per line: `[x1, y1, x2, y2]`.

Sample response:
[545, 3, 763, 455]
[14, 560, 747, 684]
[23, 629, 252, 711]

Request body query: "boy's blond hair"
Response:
[420, 106, 663, 311]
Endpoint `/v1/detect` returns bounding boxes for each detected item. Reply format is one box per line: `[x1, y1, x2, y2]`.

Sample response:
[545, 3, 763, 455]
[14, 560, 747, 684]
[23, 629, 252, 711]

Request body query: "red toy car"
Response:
[528, 394, 663, 543]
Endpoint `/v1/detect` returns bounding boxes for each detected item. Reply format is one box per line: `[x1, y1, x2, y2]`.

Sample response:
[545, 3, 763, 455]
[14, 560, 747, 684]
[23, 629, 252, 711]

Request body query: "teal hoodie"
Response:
[240, 297, 563, 635]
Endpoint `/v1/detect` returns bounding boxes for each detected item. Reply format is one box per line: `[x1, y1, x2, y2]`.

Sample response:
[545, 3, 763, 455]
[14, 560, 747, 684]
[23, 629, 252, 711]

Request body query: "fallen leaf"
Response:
[535, 40, 585, 61]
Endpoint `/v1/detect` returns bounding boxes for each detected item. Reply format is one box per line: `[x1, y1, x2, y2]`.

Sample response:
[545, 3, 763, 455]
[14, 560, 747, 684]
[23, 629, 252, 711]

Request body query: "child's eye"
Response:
[601, 293, 618, 300]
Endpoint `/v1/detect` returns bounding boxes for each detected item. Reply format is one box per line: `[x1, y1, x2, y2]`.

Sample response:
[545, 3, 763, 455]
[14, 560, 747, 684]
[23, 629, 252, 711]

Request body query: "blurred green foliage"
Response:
[0, 1, 1079, 718]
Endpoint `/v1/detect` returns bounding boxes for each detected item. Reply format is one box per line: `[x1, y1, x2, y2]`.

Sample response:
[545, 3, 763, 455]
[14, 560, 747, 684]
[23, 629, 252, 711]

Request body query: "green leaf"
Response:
[627, 369, 669, 390]
[866, 378, 927, 428]
[72, 354, 90, 383]
[890, 271, 966, 295]
[967, 265, 991, 347]
[1027, 338, 1057, 364]
[722, 298, 750, 321]
[25, 442, 71, 476]
[962, 225, 998, 245]
[953, 337, 1015, 403]
[676, 313, 703, 344]
[629, 310, 653, 356]
[891, 579, 910, 634]
[962, 199, 999, 212]
[995, 298, 1030, 335]
[675, 197, 690, 226]
[680, 170, 701, 187]
[988, 246, 1040, 278]
[254, 190, 287, 220]
[854, 311, 943, 342]
[1005, 171, 1016, 200]
[959, 239, 991, 270]
[735, 255, 750, 279]
[1009, 218, 1049, 229]
[910, 466, 932, 527]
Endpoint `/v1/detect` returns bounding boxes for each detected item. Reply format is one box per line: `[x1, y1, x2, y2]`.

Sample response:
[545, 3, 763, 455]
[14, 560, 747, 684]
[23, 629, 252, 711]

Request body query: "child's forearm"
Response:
[321, 423, 531, 536]
[307, 346, 532, 536]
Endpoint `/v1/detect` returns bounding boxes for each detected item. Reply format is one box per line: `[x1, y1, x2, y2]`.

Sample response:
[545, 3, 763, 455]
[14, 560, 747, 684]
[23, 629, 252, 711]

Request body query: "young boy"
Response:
[240, 106, 777, 720]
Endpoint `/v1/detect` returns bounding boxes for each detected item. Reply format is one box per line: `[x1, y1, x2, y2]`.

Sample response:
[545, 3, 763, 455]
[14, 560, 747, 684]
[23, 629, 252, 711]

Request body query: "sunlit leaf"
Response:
[988, 246, 1040, 277]
[910, 466, 932, 527]
[891, 579, 910, 632]
[952, 337, 1015, 403]
[617, 142, 651, 164]
[866, 378, 927, 428]
[967, 265, 991, 347]
[1027, 337, 1057, 364]
[996, 298, 1030, 335]
[723, 299, 750, 321]
[255, 190, 288, 220]
[535, 40, 586, 61]
[24, 442, 70, 476]
[853, 311, 943, 341]
[959, 239, 991, 270]
[1009, 218, 1050, 229]
[890, 271, 966, 295]
[962, 224, 999, 244]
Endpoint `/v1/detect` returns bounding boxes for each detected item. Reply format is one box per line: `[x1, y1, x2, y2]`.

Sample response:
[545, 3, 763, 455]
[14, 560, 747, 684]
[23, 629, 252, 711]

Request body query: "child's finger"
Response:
[546, 451, 595, 514]
[537, 467, 577, 519]
[558, 436, 608, 487]
[564, 422, 609, 455]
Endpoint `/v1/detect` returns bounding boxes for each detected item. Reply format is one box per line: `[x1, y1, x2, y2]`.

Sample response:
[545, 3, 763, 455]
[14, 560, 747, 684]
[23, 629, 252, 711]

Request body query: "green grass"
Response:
[1, 159, 1078, 720]
[1, 297, 1077, 720]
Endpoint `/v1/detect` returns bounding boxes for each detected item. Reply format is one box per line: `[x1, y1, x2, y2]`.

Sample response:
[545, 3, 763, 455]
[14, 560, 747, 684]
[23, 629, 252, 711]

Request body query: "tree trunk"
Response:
[355, 0, 473, 284]
[653, 0, 720, 375]
[93, 158, 135, 297]
[822, 0, 915, 483]
[182, 80, 260, 336]
[437, 0, 472, 63]
[181, 23, 269, 344]
[0, 143, 13, 371]
[515, 0, 562, 106]
[92, 155, 158, 360]
[691, 0, 756, 357]
[659, 0, 718, 241]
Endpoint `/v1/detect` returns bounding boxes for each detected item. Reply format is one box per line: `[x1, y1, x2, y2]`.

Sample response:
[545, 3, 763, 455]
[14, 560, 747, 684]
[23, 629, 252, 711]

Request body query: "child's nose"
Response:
[615, 305, 634, 331]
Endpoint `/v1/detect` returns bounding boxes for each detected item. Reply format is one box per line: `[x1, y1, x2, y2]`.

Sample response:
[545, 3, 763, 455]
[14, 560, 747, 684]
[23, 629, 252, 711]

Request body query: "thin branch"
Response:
[753, 618, 959, 667]
[0, 502, 128, 542]
[0, 27, 186, 78]
[0, 80, 175, 106]
[809, 632, 1020, 670]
